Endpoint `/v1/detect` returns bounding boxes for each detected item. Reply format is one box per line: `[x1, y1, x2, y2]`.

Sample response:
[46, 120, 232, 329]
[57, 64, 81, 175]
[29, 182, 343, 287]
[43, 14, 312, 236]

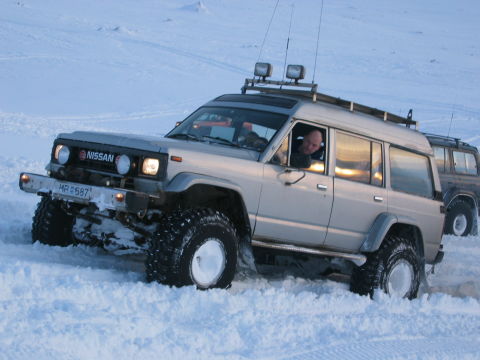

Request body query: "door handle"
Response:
[317, 184, 328, 191]
[374, 196, 383, 202]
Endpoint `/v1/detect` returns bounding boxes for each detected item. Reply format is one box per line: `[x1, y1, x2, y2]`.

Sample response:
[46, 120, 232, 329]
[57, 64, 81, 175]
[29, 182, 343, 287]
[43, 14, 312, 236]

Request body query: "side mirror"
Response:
[290, 153, 311, 168]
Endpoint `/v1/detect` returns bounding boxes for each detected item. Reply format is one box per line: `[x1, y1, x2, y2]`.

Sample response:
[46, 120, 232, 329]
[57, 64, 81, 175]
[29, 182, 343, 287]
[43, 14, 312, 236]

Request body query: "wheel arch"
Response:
[165, 172, 252, 242]
[445, 193, 477, 212]
[361, 213, 425, 261]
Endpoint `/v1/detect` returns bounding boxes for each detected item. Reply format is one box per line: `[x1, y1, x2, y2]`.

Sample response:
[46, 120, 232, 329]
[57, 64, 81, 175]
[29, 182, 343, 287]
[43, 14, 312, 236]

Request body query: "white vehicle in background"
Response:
[19, 63, 445, 299]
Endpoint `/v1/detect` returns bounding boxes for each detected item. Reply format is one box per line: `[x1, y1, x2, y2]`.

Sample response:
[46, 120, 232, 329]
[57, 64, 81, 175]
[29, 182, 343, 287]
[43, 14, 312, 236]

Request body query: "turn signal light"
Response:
[115, 193, 125, 202]
[170, 156, 182, 162]
[20, 174, 30, 183]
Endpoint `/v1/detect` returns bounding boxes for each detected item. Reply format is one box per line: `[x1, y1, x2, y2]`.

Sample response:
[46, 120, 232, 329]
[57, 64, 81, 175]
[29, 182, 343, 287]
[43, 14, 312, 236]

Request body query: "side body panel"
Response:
[325, 178, 388, 251]
[254, 164, 333, 247]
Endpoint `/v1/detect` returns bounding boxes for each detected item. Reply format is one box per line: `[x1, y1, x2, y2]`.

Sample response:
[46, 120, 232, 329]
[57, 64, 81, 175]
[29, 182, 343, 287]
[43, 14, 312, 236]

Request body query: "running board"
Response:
[251, 239, 367, 266]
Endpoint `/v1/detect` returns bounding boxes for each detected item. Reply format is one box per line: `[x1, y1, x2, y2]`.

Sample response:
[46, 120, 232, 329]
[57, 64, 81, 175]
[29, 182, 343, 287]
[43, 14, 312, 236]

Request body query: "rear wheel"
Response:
[445, 200, 473, 236]
[350, 234, 421, 299]
[145, 208, 238, 289]
[32, 197, 74, 246]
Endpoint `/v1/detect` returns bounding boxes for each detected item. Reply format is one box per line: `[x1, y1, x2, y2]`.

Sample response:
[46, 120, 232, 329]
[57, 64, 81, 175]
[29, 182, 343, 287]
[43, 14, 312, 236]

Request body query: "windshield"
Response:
[166, 107, 289, 151]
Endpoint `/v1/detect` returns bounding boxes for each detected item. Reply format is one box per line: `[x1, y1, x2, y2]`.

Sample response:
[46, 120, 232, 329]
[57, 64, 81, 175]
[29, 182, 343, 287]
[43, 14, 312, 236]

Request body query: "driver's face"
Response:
[300, 131, 323, 155]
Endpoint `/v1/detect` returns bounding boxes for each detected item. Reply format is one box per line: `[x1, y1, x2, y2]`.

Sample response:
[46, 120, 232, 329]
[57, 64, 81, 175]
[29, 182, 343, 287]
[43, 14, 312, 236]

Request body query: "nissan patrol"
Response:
[19, 63, 445, 299]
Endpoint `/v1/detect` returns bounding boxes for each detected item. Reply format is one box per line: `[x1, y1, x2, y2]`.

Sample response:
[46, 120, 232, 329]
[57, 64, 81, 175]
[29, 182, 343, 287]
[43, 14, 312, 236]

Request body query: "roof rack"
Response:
[241, 78, 417, 129]
[422, 132, 475, 149]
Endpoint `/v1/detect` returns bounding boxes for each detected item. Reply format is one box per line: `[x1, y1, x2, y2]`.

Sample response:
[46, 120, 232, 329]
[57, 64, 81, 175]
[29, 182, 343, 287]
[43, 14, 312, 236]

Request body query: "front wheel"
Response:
[145, 208, 238, 289]
[350, 234, 421, 299]
[32, 197, 74, 246]
[445, 200, 473, 236]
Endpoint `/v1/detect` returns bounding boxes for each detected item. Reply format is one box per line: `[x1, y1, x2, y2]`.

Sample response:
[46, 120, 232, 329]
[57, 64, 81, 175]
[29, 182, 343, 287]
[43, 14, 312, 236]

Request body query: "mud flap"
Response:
[237, 236, 258, 274]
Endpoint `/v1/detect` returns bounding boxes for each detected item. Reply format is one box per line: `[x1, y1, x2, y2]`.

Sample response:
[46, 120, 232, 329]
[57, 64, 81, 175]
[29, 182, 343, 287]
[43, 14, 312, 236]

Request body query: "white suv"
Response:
[19, 63, 445, 299]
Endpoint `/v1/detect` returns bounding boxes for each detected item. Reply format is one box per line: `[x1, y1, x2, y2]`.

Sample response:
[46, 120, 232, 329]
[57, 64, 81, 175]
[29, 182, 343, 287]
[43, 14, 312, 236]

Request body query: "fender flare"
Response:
[444, 188, 477, 209]
[360, 213, 398, 253]
[360, 213, 422, 253]
[165, 172, 253, 238]
[166, 172, 244, 195]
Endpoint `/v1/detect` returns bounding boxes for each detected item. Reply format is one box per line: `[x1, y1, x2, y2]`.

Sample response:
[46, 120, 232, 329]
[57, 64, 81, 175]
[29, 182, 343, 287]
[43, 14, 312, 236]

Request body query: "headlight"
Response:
[116, 154, 131, 175]
[54, 145, 71, 165]
[142, 158, 160, 176]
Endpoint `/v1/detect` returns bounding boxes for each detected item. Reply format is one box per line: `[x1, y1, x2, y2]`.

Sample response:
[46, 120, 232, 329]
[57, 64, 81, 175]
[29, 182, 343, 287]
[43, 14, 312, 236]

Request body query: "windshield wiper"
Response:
[167, 133, 202, 141]
[202, 135, 240, 148]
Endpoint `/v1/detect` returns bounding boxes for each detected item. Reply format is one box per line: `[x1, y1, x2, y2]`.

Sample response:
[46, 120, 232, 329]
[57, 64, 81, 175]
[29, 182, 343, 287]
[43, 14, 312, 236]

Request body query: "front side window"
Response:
[335, 132, 383, 186]
[390, 147, 433, 198]
[167, 107, 288, 152]
[271, 123, 326, 174]
[453, 151, 477, 175]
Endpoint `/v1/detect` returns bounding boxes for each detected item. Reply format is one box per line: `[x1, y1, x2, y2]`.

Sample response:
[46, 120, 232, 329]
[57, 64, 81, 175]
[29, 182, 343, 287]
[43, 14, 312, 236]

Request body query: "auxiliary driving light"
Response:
[55, 144, 71, 165]
[254, 62, 272, 79]
[116, 154, 131, 175]
[286, 64, 305, 82]
[142, 158, 160, 176]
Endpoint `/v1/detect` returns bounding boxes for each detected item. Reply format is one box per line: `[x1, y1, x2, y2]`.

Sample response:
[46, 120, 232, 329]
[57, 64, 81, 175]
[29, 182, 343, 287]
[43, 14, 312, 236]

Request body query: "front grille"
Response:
[72, 149, 127, 174]
[51, 139, 167, 189]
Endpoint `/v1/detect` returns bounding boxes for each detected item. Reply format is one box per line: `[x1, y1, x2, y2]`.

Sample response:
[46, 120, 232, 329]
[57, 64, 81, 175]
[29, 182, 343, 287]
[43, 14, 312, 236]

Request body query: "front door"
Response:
[254, 123, 333, 247]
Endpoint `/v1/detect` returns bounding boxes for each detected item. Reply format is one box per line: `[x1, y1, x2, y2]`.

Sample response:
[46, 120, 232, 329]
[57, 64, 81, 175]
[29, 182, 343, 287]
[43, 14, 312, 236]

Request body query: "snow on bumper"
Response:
[19, 172, 160, 213]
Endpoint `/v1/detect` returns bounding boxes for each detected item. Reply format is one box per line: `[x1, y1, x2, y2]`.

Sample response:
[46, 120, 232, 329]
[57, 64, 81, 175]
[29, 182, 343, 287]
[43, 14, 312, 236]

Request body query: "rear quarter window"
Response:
[453, 151, 478, 175]
[390, 147, 433, 198]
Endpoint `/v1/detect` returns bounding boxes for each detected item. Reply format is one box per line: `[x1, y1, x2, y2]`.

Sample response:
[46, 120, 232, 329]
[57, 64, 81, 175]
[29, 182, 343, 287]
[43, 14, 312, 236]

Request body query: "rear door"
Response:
[324, 130, 388, 251]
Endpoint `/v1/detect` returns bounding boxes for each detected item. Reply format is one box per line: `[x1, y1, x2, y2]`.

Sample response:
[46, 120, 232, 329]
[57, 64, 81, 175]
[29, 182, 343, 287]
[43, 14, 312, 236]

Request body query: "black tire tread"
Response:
[350, 234, 420, 299]
[145, 208, 238, 288]
[32, 197, 74, 246]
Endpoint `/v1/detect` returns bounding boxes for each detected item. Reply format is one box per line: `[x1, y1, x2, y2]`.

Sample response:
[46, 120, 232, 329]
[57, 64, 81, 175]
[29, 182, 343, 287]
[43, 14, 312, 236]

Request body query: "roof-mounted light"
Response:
[254, 62, 272, 80]
[286, 65, 305, 83]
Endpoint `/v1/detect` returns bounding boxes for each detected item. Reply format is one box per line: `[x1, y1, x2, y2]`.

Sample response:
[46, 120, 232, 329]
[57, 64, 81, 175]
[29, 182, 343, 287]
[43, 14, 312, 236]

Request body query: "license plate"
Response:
[55, 183, 92, 200]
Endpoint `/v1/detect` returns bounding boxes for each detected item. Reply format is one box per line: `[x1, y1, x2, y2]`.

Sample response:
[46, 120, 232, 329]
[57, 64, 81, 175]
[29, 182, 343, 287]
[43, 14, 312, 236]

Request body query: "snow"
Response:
[1, 0, 480, 358]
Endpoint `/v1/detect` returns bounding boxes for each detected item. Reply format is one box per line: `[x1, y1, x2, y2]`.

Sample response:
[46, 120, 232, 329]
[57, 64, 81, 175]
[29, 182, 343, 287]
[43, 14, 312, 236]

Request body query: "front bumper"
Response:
[19, 172, 163, 213]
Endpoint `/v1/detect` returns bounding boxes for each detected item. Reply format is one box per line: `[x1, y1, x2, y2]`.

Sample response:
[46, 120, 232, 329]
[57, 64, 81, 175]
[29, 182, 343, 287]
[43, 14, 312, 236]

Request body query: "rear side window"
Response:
[390, 147, 433, 198]
[335, 132, 383, 186]
[453, 151, 477, 175]
[433, 146, 448, 173]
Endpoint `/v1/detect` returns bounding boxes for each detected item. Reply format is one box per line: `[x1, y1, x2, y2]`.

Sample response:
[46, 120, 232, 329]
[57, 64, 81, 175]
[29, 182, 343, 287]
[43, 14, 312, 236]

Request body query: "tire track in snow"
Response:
[119, 36, 251, 77]
[279, 337, 480, 360]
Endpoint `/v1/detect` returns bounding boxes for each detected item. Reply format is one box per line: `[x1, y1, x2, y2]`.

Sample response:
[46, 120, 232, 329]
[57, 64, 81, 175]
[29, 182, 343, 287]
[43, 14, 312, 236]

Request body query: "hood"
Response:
[57, 131, 260, 161]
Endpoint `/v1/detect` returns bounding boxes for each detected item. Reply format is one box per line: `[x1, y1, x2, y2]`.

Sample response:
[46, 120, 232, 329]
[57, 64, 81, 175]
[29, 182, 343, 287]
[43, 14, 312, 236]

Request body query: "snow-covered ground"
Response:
[1, 0, 480, 358]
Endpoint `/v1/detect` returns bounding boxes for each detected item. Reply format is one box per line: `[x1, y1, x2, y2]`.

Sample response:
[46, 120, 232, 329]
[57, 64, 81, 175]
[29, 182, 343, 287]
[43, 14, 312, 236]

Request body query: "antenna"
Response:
[446, 97, 458, 137]
[282, 4, 295, 82]
[257, 0, 280, 65]
[312, 0, 325, 83]
[447, 111, 454, 137]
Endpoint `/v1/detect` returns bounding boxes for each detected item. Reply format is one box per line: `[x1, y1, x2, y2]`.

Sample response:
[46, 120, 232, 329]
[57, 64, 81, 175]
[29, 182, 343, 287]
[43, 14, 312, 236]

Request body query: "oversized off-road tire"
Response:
[350, 234, 421, 299]
[32, 197, 74, 246]
[445, 200, 473, 236]
[145, 208, 238, 289]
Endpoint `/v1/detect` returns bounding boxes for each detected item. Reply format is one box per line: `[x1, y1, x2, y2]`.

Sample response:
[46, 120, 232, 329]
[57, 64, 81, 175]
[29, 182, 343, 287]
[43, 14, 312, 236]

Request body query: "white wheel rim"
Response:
[191, 238, 226, 288]
[387, 259, 414, 298]
[453, 214, 467, 236]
